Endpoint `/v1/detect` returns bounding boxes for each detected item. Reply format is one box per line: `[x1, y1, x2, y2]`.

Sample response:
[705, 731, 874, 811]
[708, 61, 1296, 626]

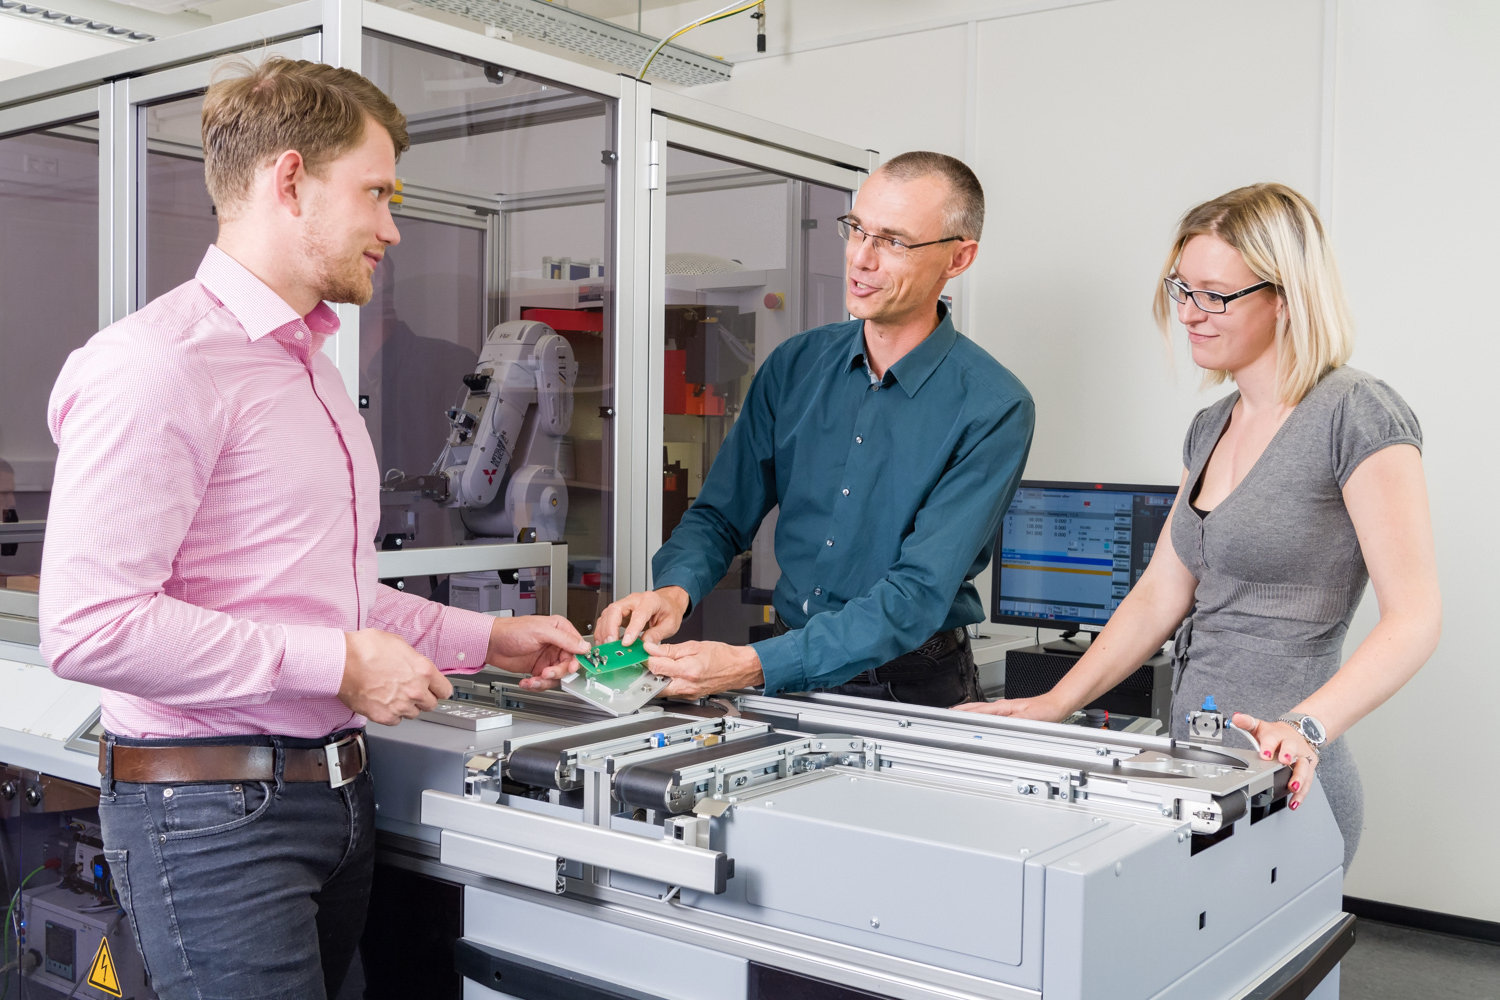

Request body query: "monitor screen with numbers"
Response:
[989, 480, 1179, 633]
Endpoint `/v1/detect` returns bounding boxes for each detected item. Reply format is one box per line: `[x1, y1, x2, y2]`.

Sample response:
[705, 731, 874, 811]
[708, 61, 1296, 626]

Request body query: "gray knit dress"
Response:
[1168, 365, 1422, 870]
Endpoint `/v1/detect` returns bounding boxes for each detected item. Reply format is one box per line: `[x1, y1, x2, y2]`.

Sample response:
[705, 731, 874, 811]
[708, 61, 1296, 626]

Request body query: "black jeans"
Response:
[773, 617, 983, 707]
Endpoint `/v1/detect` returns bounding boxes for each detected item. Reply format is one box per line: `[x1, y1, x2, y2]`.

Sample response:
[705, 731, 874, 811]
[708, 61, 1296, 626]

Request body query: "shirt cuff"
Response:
[435, 605, 502, 674]
[649, 569, 704, 612]
[751, 632, 805, 696]
[277, 624, 349, 699]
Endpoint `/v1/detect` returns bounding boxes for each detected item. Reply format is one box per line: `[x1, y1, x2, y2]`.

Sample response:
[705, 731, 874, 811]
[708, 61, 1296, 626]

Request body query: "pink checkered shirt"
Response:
[39, 245, 494, 739]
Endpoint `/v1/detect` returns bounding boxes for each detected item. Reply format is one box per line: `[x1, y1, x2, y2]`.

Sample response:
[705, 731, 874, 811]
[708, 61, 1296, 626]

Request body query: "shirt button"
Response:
[294, 330, 305, 340]
[456, 652, 467, 662]
[826, 539, 834, 547]
[841, 488, 850, 497]
[855, 435, 863, 444]
[814, 587, 822, 596]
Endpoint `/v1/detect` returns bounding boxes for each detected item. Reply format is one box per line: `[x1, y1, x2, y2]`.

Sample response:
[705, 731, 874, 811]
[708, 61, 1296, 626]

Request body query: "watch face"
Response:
[1301, 716, 1327, 745]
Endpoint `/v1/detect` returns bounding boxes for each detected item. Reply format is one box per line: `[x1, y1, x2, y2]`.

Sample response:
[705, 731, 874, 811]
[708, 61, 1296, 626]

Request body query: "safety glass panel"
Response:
[0, 118, 100, 598]
[661, 145, 850, 644]
[362, 33, 618, 630]
[139, 95, 216, 304]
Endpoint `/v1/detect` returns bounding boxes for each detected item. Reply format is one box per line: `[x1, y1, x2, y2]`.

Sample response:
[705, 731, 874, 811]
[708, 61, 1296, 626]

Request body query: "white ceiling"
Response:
[566, 1, 692, 19]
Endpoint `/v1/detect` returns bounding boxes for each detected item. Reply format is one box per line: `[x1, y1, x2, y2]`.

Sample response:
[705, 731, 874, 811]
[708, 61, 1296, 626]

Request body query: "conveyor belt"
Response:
[739, 699, 1247, 781]
[507, 717, 676, 790]
[614, 732, 804, 815]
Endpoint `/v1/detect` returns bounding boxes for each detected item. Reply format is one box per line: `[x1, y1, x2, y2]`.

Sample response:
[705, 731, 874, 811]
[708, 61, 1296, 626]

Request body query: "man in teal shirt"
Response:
[589, 152, 1034, 706]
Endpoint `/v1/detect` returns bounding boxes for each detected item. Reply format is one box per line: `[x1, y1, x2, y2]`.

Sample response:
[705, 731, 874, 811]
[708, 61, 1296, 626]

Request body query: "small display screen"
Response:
[991, 481, 1178, 631]
[45, 920, 76, 978]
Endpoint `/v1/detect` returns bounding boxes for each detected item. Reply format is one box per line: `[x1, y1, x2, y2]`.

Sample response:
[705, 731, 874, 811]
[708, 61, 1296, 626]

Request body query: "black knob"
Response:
[24, 784, 42, 807]
[0, 780, 16, 800]
[462, 373, 491, 392]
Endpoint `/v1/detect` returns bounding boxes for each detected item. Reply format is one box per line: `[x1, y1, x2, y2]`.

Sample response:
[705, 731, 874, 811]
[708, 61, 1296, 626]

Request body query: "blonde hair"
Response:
[202, 56, 409, 220]
[1152, 183, 1353, 405]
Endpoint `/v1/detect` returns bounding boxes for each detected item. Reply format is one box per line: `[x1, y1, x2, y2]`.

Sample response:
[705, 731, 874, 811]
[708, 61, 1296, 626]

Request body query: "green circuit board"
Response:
[575, 640, 651, 677]
[563, 639, 667, 715]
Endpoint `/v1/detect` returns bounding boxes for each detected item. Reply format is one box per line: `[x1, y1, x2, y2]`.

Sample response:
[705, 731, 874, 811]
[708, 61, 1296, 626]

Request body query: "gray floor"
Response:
[1341, 920, 1500, 1000]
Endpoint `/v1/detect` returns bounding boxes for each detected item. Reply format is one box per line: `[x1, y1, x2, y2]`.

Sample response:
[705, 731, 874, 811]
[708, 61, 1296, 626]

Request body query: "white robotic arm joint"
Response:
[433, 320, 579, 542]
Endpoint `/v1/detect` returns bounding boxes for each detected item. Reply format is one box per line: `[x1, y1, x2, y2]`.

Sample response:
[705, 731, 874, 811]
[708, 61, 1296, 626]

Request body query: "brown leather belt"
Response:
[101, 732, 367, 788]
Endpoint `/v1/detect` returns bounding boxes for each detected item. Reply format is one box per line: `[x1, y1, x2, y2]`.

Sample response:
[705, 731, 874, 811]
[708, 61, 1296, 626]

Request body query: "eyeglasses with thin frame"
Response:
[836, 215, 963, 258]
[1164, 276, 1274, 314]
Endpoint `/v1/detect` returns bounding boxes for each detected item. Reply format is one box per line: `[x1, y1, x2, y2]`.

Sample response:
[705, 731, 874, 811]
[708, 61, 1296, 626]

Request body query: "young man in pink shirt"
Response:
[39, 57, 590, 999]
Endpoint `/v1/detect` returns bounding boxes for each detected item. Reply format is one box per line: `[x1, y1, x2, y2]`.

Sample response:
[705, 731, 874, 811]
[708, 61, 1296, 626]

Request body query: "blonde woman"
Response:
[957, 183, 1440, 869]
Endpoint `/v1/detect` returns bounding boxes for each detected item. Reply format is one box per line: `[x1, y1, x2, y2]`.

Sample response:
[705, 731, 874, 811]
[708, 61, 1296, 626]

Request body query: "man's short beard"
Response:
[301, 229, 373, 306]
[318, 269, 374, 306]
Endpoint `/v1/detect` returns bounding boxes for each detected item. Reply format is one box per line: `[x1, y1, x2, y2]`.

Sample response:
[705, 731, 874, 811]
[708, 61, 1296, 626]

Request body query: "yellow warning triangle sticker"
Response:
[86, 936, 123, 996]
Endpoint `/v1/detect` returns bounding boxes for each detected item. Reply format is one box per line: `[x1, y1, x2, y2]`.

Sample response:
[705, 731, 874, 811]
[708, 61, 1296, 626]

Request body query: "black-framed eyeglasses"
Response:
[1164, 276, 1274, 314]
[836, 215, 963, 258]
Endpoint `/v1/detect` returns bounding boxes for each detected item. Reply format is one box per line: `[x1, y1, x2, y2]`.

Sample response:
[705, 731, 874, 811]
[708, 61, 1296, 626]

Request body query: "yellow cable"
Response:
[637, 0, 764, 81]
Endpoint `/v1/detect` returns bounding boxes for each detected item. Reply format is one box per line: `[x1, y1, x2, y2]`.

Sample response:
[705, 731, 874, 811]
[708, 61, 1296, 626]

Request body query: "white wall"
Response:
[633, 0, 1499, 922]
[1326, 0, 1500, 918]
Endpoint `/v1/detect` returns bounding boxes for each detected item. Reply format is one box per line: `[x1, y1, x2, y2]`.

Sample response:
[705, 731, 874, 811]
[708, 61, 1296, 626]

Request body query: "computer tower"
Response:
[1003, 645, 1172, 726]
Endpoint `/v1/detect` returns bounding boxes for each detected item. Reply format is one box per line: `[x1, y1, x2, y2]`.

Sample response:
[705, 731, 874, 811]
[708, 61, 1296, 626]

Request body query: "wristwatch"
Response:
[1276, 713, 1328, 748]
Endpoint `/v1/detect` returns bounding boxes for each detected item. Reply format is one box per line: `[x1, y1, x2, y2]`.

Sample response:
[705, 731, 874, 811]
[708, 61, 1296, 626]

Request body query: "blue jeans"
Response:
[99, 734, 375, 1000]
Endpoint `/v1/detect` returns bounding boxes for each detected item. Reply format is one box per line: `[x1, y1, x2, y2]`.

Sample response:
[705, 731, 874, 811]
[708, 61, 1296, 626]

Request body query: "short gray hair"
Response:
[876, 151, 985, 241]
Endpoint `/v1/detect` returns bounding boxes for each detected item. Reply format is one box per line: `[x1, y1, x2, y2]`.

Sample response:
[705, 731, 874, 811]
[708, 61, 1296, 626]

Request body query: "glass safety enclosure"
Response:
[0, 2, 870, 645]
[649, 113, 862, 645]
[0, 93, 104, 642]
[360, 31, 619, 627]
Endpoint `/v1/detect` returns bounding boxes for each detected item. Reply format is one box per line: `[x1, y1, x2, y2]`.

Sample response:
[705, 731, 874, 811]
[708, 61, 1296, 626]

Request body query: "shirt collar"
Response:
[845, 300, 958, 398]
[196, 244, 341, 346]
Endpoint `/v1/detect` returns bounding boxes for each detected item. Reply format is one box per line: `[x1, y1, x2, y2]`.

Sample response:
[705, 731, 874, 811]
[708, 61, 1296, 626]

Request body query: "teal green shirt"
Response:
[653, 304, 1035, 695]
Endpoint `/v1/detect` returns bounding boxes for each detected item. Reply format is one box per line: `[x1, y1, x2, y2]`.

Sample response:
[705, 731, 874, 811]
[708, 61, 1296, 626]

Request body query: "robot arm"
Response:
[432, 319, 578, 542]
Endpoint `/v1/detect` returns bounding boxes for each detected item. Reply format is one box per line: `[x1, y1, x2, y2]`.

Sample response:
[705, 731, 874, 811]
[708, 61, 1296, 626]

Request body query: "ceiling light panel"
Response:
[397, 0, 733, 86]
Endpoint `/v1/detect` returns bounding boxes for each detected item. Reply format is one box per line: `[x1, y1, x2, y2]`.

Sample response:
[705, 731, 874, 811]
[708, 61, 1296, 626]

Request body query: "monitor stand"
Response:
[1040, 631, 1097, 656]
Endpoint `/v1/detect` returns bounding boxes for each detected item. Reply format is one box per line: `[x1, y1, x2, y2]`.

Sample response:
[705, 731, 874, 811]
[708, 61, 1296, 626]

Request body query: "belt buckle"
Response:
[324, 733, 365, 789]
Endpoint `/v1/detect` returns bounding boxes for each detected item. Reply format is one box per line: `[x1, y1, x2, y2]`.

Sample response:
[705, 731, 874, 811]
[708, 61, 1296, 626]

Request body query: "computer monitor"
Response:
[990, 480, 1179, 635]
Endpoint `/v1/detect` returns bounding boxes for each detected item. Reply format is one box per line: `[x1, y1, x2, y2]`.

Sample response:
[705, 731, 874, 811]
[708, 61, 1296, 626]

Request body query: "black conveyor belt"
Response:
[614, 732, 805, 815]
[507, 718, 680, 790]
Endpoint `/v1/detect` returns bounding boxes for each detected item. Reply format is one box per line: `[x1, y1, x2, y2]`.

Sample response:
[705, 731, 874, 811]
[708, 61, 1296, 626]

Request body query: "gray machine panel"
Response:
[464, 884, 751, 1000]
[375, 688, 1350, 999]
[365, 709, 547, 842]
[728, 769, 1103, 965]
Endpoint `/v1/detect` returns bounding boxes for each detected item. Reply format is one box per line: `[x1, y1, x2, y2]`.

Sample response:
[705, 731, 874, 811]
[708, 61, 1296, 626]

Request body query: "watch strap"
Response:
[1276, 713, 1326, 747]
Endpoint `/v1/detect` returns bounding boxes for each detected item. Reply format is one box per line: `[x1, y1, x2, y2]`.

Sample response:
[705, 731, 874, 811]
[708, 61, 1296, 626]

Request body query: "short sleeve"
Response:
[1183, 394, 1234, 469]
[1331, 376, 1422, 486]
